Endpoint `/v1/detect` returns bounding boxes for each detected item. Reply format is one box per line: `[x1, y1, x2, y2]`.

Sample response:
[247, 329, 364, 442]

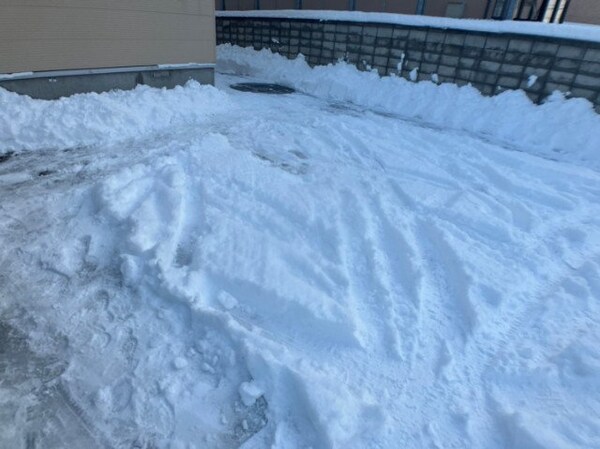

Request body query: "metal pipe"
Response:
[549, 0, 562, 22]
[484, 0, 492, 18]
[559, 0, 573, 23]
[537, 0, 552, 21]
[516, 0, 526, 18]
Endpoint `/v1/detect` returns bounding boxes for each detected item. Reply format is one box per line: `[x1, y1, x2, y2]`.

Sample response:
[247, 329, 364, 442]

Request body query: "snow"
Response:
[0, 71, 34, 80]
[217, 10, 600, 43]
[239, 382, 264, 407]
[527, 73, 539, 88]
[409, 67, 419, 81]
[397, 52, 405, 71]
[1, 45, 600, 449]
[217, 44, 600, 170]
[0, 82, 231, 152]
[156, 63, 216, 69]
[218, 291, 239, 310]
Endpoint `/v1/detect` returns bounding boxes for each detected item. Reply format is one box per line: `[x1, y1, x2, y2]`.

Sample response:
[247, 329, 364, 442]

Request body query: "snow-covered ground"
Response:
[1, 46, 600, 449]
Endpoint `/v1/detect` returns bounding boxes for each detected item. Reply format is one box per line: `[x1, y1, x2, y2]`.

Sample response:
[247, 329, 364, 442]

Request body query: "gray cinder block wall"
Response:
[216, 17, 600, 111]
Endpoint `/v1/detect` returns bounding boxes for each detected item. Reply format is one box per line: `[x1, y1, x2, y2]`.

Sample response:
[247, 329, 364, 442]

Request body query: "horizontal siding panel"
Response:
[1, 6, 213, 41]
[0, 38, 215, 73]
[0, 1, 215, 73]
[0, 0, 213, 16]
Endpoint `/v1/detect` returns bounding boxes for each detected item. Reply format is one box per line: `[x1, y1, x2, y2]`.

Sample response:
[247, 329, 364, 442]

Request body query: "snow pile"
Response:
[218, 44, 600, 170]
[1, 53, 600, 449]
[0, 81, 231, 152]
[91, 135, 378, 447]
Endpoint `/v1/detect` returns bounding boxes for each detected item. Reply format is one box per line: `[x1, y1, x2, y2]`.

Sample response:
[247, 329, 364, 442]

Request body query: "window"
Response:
[491, 0, 509, 19]
[446, 1, 466, 18]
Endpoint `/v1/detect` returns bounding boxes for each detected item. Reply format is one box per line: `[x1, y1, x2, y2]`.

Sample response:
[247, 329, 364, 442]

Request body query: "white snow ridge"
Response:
[1, 45, 600, 449]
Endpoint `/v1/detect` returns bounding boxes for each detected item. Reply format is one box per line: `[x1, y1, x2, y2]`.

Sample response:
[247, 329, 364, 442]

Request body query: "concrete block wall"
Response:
[216, 16, 600, 110]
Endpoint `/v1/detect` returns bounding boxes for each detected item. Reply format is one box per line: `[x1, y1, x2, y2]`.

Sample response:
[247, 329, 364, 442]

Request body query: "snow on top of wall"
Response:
[217, 10, 600, 43]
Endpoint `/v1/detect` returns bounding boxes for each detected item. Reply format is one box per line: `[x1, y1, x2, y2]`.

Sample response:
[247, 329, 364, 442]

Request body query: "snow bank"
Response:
[0, 81, 231, 153]
[2, 46, 599, 170]
[217, 10, 600, 43]
[218, 44, 600, 170]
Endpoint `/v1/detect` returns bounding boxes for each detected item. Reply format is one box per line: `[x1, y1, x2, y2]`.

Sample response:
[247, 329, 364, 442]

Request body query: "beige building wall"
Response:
[0, 0, 216, 74]
[566, 0, 600, 24]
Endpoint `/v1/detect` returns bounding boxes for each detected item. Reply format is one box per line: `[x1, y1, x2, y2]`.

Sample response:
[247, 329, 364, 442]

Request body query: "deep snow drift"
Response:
[1, 47, 600, 449]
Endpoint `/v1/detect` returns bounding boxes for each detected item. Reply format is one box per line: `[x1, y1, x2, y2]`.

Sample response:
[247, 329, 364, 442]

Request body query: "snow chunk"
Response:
[527, 74, 539, 88]
[218, 291, 238, 310]
[397, 52, 405, 72]
[120, 255, 142, 287]
[409, 67, 418, 82]
[173, 357, 188, 370]
[94, 387, 113, 414]
[239, 381, 263, 407]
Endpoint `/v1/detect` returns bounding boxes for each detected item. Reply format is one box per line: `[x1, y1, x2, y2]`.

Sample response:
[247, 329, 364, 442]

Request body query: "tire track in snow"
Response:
[462, 157, 578, 212]
[352, 182, 428, 368]
[413, 218, 476, 350]
[336, 188, 404, 359]
[385, 178, 476, 344]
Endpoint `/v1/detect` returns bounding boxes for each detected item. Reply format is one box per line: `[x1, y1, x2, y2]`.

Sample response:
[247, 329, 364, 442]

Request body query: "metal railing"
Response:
[484, 0, 572, 21]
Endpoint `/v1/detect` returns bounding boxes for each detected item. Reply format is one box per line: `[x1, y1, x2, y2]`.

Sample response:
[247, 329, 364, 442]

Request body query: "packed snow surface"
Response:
[1, 46, 600, 449]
